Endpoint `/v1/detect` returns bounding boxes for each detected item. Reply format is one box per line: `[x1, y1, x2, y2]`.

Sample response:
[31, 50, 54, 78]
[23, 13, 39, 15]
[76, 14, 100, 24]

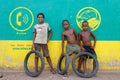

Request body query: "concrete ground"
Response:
[0, 68, 120, 80]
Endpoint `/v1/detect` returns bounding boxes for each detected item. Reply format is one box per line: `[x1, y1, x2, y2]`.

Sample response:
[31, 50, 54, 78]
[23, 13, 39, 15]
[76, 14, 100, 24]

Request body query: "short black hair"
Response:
[82, 20, 88, 24]
[62, 20, 69, 25]
[37, 13, 45, 18]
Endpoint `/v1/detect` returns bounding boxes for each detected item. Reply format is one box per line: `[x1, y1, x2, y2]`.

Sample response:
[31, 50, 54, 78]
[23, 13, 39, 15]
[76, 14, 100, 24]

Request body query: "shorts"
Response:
[34, 43, 49, 57]
[82, 45, 97, 59]
[66, 44, 80, 55]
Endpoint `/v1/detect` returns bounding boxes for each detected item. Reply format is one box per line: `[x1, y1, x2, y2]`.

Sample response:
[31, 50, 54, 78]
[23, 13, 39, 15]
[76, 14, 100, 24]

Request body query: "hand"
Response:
[47, 39, 49, 42]
[90, 46, 94, 49]
[61, 52, 64, 56]
[81, 47, 85, 51]
[31, 44, 35, 50]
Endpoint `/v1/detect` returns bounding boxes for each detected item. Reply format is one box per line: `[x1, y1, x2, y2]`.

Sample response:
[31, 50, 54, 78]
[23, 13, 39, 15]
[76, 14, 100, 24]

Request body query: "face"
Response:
[37, 15, 44, 23]
[82, 22, 88, 31]
[63, 21, 69, 29]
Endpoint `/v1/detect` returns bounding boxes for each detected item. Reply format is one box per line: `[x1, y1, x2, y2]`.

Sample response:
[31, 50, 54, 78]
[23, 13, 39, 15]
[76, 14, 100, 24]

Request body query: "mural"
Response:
[0, 0, 120, 70]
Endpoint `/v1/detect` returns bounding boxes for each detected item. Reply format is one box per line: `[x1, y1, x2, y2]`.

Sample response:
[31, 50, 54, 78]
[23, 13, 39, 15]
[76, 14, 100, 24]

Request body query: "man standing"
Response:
[32, 13, 56, 74]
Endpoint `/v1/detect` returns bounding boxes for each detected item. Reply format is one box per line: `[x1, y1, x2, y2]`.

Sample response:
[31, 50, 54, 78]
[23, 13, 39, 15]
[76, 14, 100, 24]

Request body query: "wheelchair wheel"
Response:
[57, 54, 70, 75]
[72, 52, 99, 78]
[24, 50, 44, 77]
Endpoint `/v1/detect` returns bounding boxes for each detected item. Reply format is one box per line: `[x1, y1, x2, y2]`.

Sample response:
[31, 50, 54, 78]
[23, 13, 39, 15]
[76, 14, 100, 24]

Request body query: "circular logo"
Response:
[9, 6, 34, 32]
[76, 7, 101, 31]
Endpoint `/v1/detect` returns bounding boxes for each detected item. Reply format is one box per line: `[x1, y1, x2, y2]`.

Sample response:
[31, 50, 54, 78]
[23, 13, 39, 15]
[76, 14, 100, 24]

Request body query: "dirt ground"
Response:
[0, 68, 120, 80]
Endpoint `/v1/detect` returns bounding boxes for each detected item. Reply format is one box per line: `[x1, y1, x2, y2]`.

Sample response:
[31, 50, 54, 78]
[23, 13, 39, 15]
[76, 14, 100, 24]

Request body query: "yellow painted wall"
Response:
[0, 40, 120, 70]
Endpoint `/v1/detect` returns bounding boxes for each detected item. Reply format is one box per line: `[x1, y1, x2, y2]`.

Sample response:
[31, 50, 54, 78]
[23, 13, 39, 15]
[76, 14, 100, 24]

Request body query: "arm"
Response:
[78, 33, 83, 50]
[32, 28, 36, 50]
[77, 34, 80, 45]
[73, 29, 77, 40]
[77, 33, 80, 46]
[62, 33, 65, 54]
[47, 30, 52, 42]
[47, 23, 52, 42]
[91, 31, 96, 48]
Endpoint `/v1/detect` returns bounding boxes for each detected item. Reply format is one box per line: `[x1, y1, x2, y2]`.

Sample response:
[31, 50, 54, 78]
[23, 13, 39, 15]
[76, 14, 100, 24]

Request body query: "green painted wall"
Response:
[0, 0, 120, 40]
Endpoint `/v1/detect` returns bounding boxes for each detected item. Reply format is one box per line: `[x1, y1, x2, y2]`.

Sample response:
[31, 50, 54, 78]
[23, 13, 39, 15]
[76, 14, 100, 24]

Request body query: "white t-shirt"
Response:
[33, 23, 51, 44]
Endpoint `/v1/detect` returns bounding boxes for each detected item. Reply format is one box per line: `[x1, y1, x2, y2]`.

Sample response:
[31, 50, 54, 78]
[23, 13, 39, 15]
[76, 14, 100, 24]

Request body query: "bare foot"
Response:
[35, 68, 38, 72]
[50, 69, 56, 74]
[94, 74, 97, 77]
[0, 72, 3, 78]
[78, 69, 84, 73]
[63, 71, 71, 77]
[63, 72, 69, 77]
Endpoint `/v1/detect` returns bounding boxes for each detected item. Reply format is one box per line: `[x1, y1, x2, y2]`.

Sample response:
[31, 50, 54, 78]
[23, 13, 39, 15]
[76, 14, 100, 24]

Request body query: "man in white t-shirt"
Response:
[32, 13, 56, 74]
